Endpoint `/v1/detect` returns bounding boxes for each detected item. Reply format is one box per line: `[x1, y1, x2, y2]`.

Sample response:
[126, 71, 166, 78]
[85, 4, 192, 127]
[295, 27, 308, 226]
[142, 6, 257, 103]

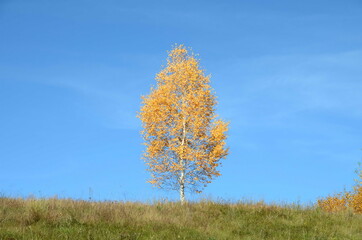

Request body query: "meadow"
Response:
[1, 196, 361, 240]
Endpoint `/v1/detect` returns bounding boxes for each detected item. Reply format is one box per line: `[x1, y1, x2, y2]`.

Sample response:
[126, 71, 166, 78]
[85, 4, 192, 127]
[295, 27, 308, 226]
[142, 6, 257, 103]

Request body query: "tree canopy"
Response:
[138, 45, 229, 202]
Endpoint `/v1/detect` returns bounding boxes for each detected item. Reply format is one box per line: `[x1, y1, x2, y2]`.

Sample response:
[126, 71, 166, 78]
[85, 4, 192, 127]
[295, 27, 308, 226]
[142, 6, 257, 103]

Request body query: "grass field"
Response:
[1, 196, 361, 240]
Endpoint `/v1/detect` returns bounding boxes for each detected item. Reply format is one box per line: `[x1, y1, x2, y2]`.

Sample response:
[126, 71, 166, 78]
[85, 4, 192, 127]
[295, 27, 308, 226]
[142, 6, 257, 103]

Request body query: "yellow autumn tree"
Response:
[138, 44, 229, 203]
[318, 163, 362, 213]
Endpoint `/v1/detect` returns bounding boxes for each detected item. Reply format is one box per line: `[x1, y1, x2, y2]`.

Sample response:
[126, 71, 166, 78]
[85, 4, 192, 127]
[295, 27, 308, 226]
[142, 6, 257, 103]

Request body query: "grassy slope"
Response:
[1, 197, 361, 240]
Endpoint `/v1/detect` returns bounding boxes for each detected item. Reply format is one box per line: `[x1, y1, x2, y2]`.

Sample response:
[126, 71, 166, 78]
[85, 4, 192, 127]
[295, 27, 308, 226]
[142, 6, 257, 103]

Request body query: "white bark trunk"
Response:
[179, 162, 185, 204]
[179, 115, 186, 204]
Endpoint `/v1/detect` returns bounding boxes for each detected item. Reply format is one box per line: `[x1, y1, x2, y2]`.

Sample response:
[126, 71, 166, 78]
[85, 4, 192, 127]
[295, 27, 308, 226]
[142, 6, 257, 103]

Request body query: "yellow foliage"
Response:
[349, 185, 362, 213]
[317, 193, 348, 212]
[318, 164, 362, 214]
[138, 44, 229, 196]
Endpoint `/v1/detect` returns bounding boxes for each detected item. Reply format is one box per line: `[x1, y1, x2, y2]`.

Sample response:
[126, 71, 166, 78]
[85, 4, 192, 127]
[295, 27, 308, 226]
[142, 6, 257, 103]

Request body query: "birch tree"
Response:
[138, 45, 229, 203]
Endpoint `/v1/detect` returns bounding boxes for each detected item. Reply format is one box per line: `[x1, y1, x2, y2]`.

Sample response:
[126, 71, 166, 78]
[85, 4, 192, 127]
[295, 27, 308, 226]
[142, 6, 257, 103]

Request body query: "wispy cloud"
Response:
[217, 50, 362, 129]
[2, 63, 147, 130]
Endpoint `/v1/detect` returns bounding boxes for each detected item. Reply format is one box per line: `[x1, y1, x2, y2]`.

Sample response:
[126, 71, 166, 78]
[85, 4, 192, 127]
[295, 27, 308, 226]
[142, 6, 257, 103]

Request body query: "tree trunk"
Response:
[179, 162, 185, 204]
[179, 113, 186, 204]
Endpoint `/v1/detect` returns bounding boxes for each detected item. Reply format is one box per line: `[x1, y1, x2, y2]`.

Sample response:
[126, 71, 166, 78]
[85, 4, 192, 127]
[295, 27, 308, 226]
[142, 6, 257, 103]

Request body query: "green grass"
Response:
[1, 197, 361, 240]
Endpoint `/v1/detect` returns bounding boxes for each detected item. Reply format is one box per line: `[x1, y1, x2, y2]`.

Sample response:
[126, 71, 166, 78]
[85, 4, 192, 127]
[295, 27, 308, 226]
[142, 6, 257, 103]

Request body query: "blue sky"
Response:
[0, 0, 361, 204]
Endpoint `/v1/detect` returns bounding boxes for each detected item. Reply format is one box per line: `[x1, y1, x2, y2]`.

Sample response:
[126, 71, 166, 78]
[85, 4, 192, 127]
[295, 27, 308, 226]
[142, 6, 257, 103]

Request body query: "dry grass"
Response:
[1, 196, 362, 239]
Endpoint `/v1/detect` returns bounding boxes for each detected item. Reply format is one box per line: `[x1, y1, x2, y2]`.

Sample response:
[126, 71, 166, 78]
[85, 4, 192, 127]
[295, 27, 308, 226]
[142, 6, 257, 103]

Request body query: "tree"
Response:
[318, 162, 362, 213]
[138, 44, 229, 203]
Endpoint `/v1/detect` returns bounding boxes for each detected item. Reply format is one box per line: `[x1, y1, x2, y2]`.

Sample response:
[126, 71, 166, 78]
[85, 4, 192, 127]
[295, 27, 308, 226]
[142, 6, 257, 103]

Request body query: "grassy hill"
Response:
[1, 197, 361, 240]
